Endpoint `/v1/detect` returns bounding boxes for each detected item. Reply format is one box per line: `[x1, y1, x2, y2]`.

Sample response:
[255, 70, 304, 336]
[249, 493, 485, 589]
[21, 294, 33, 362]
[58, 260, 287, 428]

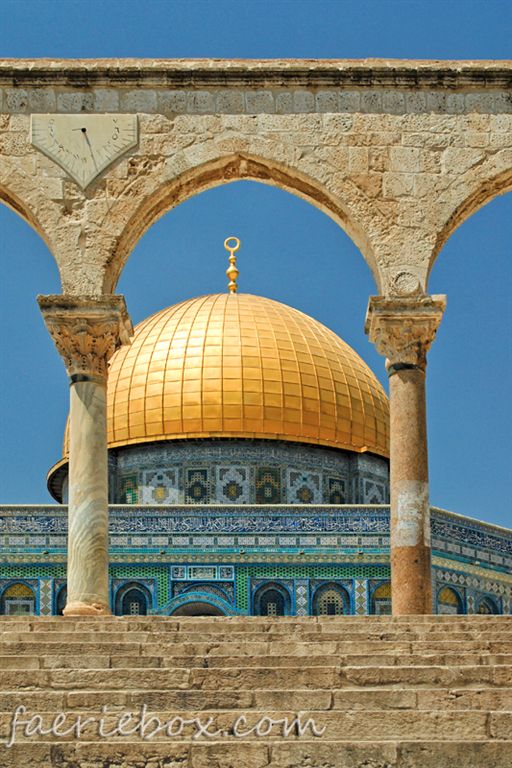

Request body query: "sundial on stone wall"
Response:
[30, 114, 138, 189]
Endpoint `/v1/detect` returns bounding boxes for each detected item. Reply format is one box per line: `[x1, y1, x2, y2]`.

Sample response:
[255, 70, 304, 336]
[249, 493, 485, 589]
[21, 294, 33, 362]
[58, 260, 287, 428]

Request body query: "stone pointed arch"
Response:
[103, 152, 383, 294]
[0, 183, 46, 241]
[0, 173, 65, 289]
[429, 162, 512, 281]
[165, 591, 239, 616]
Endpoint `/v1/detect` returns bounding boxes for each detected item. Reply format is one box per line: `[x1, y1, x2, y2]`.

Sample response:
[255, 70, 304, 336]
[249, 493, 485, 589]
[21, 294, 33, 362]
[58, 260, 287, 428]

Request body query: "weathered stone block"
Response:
[382, 90, 406, 115]
[292, 90, 315, 113]
[120, 89, 157, 112]
[27, 88, 57, 112]
[274, 92, 293, 114]
[0, 132, 30, 155]
[316, 90, 339, 112]
[216, 90, 245, 114]
[348, 147, 369, 172]
[268, 742, 398, 768]
[186, 90, 214, 114]
[4, 88, 28, 112]
[464, 131, 490, 148]
[339, 91, 361, 112]
[383, 172, 414, 197]
[389, 146, 421, 173]
[361, 91, 383, 114]
[246, 90, 275, 114]
[398, 742, 512, 768]
[190, 743, 269, 768]
[406, 92, 427, 113]
[56, 91, 94, 112]
[93, 88, 120, 111]
[158, 90, 188, 114]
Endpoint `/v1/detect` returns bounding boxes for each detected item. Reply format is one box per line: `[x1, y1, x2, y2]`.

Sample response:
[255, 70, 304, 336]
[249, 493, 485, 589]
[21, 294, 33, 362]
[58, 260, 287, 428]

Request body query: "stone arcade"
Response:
[0, 59, 511, 618]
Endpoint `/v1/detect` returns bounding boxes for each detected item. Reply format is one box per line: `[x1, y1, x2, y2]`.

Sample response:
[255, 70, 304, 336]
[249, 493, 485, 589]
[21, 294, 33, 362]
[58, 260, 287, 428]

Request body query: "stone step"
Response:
[1, 665, 511, 690]
[1, 615, 510, 626]
[1, 630, 511, 644]
[1, 686, 512, 712]
[2, 652, 512, 670]
[1, 740, 511, 768]
[0, 616, 510, 767]
[1, 687, 512, 713]
[1, 708, 511, 743]
[1, 619, 510, 634]
[2, 639, 512, 657]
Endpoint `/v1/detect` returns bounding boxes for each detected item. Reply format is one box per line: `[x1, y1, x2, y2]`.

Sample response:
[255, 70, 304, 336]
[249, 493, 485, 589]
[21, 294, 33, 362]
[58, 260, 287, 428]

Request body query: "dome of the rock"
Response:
[55, 291, 389, 455]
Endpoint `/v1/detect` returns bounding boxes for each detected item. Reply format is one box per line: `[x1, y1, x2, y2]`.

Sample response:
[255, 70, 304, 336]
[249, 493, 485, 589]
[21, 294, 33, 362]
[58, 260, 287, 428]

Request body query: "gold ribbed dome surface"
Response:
[65, 293, 389, 456]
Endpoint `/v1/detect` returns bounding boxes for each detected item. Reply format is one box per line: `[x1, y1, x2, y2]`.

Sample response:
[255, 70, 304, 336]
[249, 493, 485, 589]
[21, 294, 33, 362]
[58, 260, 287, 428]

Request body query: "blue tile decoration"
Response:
[185, 469, 210, 504]
[111, 439, 388, 506]
[0, 490, 510, 616]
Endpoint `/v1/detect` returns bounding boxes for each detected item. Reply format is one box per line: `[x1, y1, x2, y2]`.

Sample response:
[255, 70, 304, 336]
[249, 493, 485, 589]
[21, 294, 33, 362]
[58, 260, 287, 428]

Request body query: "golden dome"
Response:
[60, 292, 389, 460]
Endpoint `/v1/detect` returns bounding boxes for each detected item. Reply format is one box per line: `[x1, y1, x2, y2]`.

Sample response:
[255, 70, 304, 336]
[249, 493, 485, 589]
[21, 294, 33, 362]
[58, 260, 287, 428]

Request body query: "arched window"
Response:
[56, 585, 67, 616]
[371, 582, 392, 615]
[477, 596, 499, 615]
[253, 583, 290, 616]
[312, 583, 349, 616]
[1, 583, 35, 615]
[261, 589, 284, 616]
[437, 586, 463, 615]
[122, 589, 148, 616]
[114, 583, 151, 616]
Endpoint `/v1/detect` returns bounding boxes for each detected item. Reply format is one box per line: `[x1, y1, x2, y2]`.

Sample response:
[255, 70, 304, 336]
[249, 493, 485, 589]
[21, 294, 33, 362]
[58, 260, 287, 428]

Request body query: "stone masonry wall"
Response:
[0, 59, 511, 297]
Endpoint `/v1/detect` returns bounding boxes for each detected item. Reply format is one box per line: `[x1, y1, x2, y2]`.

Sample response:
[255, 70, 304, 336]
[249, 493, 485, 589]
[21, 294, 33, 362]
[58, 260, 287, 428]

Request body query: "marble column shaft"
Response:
[38, 294, 132, 616]
[365, 295, 446, 615]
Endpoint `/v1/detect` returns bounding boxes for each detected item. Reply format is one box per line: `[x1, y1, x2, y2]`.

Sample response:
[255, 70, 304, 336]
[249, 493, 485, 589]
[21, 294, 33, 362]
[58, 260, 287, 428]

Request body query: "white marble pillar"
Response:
[38, 295, 132, 616]
[365, 295, 445, 615]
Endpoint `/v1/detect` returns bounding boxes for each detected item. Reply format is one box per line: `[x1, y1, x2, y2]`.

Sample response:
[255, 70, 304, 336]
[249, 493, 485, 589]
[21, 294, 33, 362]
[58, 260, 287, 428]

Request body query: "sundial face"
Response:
[30, 114, 138, 189]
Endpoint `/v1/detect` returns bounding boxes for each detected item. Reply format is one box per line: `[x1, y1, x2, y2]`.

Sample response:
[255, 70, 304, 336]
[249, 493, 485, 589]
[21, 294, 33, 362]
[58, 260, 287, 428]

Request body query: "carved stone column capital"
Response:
[365, 295, 446, 373]
[38, 294, 133, 380]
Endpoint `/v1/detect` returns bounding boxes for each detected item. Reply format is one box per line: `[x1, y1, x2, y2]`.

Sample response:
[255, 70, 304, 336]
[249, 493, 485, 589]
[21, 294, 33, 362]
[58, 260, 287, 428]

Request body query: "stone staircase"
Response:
[0, 615, 511, 767]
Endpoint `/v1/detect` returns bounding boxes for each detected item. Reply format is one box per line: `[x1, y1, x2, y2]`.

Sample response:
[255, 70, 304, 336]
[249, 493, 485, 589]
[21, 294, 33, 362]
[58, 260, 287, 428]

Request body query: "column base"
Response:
[391, 543, 432, 616]
[63, 601, 111, 617]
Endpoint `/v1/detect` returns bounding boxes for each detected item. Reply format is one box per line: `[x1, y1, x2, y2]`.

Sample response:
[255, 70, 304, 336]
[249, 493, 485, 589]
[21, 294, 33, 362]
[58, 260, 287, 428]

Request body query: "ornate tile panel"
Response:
[185, 469, 210, 504]
[39, 579, 52, 616]
[325, 477, 346, 504]
[216, 466, 250, 504]
[294, 579, 309, 616]
[286, 470, 322, 504]
[255, 467, 281, 504]
[141, 469, 181, 504]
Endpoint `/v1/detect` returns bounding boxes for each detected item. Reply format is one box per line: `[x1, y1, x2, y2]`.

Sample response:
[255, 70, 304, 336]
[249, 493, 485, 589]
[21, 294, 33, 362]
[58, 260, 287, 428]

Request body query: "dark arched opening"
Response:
[312, 583, 350, 616]
[114, 582, 151, 616]
[56, 585, 67, 616]
[477, 596, 499, 615]
[253, 582, 291, 616]
[171, 602, 225, 617]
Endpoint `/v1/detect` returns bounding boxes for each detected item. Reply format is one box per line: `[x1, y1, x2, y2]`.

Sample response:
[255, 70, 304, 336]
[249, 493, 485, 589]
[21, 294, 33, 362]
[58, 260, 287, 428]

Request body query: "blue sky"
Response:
[0, 0, 510, 529]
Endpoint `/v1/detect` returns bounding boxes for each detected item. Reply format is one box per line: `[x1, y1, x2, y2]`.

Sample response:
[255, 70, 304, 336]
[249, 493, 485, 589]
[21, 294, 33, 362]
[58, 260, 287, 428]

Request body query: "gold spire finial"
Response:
[224, 236, 240, 294]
